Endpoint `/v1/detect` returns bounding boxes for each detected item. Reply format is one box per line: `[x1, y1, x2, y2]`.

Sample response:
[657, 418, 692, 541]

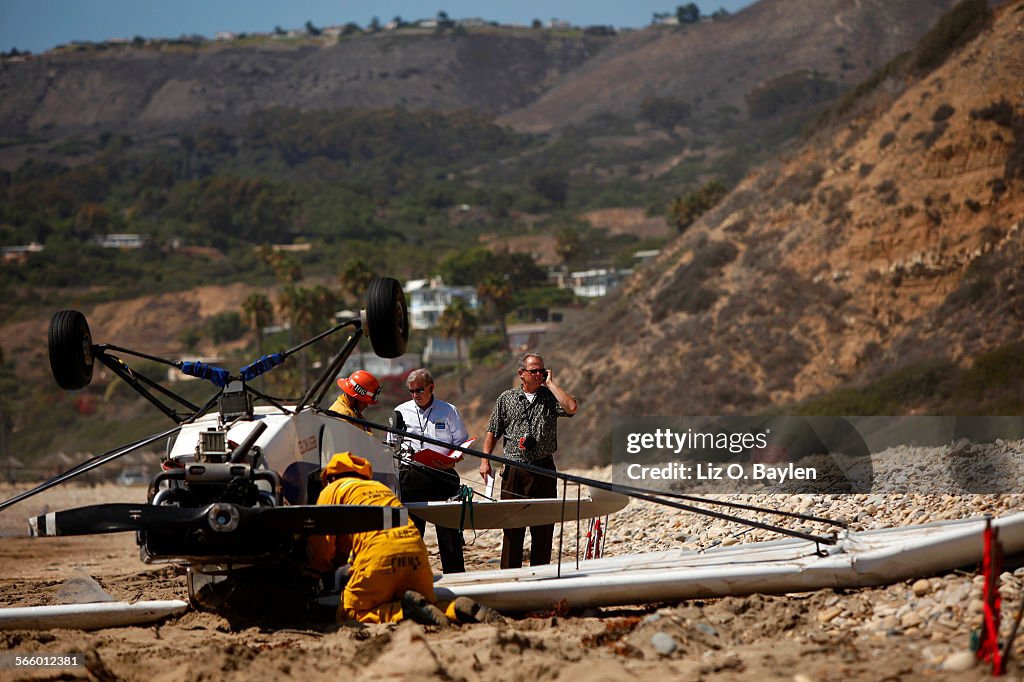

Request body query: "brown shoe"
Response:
[452, 596, 506, 624]
[402, 590, 450, 627]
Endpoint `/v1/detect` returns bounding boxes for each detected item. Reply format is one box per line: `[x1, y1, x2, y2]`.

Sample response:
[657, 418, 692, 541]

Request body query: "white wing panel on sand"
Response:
[435, 513, 1024, 611]
[0, 600, 189, 631]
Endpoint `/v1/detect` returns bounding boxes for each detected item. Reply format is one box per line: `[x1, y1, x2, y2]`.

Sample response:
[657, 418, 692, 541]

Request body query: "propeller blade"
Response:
[237, 504, 409, 535]
[29, 503, 210, 537]
[29, 502, 409, 538]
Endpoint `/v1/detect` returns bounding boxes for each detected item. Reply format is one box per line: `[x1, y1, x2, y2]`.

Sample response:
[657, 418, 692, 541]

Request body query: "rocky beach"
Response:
[1, 438, 1023, 680]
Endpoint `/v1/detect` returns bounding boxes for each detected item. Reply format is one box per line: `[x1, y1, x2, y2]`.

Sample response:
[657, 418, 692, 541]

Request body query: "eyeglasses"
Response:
[523, 368, 547, 375]
[408, 387, 427, 394]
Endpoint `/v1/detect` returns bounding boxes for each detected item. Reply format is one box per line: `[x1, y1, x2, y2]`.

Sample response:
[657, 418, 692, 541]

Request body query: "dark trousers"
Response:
[399, 463, 465, 574]
[500, 457, 557, 569]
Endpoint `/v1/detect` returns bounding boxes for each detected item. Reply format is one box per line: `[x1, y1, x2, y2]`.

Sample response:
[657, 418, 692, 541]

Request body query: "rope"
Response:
[325, 409, 845, 546]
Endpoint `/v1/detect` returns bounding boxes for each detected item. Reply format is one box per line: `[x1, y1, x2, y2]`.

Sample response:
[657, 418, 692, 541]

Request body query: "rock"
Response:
[818, 606, 843, 623]
[912, 579, 931, 597]
[941, 650, 977, 672]
[695, 622, 718, 638]
[900, 611, 923, 628]
[951, 438, 973, 455]
[650, 631, 678, 655]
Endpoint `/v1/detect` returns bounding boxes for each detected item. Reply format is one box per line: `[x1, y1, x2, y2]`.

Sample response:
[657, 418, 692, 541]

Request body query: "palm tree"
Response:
[555, 226, 582, 265]
[306, 285, 339, 369]
[477, 274, 513, 359]
[338, 258, 376, 308]
[241, 292, 273, 356]
[278, 284, 339, 387]
[436, 298, 478, 392]
[257, 245, 302, 285]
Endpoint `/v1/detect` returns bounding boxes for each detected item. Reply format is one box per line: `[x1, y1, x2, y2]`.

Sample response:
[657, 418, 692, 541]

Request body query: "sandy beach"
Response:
[1, 470, 1021, 681]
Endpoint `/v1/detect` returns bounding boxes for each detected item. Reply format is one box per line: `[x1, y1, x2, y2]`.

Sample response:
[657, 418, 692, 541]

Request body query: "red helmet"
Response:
[337, 370, 381, 405]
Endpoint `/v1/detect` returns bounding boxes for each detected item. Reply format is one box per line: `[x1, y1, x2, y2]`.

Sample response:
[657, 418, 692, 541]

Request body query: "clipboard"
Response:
[411, 437, 476, 469]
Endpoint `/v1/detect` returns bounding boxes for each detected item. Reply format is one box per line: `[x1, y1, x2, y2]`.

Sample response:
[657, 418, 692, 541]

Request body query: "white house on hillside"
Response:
[97, 233, 146, 249]
[405, 277, 480, 330]
[567, 268, 631, 298]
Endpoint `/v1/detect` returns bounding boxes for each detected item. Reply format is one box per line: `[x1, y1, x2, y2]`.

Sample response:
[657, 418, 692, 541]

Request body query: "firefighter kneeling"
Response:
[309, 452, 503, 626]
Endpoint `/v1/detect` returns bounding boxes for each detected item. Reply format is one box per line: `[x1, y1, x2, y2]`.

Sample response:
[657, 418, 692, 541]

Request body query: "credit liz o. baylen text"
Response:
[625, 462, 817, 483]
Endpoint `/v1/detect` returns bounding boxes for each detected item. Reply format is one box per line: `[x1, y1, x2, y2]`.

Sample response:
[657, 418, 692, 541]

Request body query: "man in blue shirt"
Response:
[392, 368, 470, 574]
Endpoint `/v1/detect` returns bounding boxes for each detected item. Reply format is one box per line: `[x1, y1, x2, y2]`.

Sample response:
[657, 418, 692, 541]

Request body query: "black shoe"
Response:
[452, 596, 505, 624]
[401, 590, 450, 627]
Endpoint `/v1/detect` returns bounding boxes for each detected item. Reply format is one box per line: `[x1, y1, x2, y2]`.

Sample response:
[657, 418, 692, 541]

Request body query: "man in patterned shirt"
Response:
[479, 353, 578, 569]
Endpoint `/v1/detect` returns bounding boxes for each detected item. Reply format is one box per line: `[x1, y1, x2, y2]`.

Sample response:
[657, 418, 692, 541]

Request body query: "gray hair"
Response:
[517, 353, 543, 371]
[406, 368, 434, 387]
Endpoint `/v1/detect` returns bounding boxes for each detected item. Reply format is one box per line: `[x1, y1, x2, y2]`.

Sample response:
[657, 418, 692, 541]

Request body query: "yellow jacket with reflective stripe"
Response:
[308, 476, 420, 573]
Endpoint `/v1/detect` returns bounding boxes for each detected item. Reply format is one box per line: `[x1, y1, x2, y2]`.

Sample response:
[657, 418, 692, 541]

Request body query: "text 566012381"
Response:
[1, 653, 83, 668]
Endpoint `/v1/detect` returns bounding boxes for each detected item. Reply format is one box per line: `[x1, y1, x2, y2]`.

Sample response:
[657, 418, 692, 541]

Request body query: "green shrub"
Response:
[650, 239, 737, 321]
[470, 332, 507, 362]
[913, 0, 990, 72]
[793, 358, 955, 415]
[205, 311, 244, 344]
[745, 70, 839, 120]
[932, 103, 956, 122]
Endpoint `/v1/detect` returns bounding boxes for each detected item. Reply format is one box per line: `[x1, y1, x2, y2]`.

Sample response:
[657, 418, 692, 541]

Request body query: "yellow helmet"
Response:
[322, 451, 373, 481]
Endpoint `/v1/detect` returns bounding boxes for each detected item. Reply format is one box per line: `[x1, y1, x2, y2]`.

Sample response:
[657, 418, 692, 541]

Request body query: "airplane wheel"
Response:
[366, 277, 409, 358]
[48, 310, 94, 390]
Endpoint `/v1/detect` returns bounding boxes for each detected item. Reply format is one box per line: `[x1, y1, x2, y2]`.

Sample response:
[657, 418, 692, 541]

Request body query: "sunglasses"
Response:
[408, 387, 427, 394]
[523, 368, 547, 375]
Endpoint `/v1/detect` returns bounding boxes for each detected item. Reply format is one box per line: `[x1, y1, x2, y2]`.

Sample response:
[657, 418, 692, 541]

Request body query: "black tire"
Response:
[48, 310, 94, 390]
[366, 277, 409, 358]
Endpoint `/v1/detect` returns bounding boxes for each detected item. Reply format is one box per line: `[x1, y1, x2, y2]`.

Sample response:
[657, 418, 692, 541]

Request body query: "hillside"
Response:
[0, 0, 1008, 464]
[501, 0, 963, 131]
[0, 0, 960, 146]
[511, 0, 1024, 464]
[0, 30, 610, 137]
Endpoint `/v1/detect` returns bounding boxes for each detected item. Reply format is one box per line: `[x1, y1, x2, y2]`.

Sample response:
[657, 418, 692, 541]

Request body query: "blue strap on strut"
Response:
[239, 353, 285, 381]
[179, 361, 231, 388]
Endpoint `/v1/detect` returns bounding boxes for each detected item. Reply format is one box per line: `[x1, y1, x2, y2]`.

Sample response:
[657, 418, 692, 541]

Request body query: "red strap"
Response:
[584, 519, 604, 560]
[977, 520, 1004, 674]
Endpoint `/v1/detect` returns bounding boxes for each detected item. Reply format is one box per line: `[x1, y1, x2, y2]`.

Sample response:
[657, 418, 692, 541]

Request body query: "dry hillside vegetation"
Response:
[0, 0, 960, 140]
[500, 0, 962, 131]
[533, 1, 1024, 463]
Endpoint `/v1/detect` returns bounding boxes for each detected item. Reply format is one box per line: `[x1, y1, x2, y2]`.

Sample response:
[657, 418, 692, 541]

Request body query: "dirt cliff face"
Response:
[2, 283, 261, 390]
[535, 1, 1024, 464]
[0, 32, 610, 136]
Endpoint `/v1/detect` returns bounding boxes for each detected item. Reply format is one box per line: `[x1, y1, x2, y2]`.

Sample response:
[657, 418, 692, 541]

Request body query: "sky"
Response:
[0, 0, 756, 54]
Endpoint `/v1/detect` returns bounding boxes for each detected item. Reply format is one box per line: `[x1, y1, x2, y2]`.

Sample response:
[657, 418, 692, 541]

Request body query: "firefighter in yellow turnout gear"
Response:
[309, 452, 506, 626]
[309, 452, 438, 624]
